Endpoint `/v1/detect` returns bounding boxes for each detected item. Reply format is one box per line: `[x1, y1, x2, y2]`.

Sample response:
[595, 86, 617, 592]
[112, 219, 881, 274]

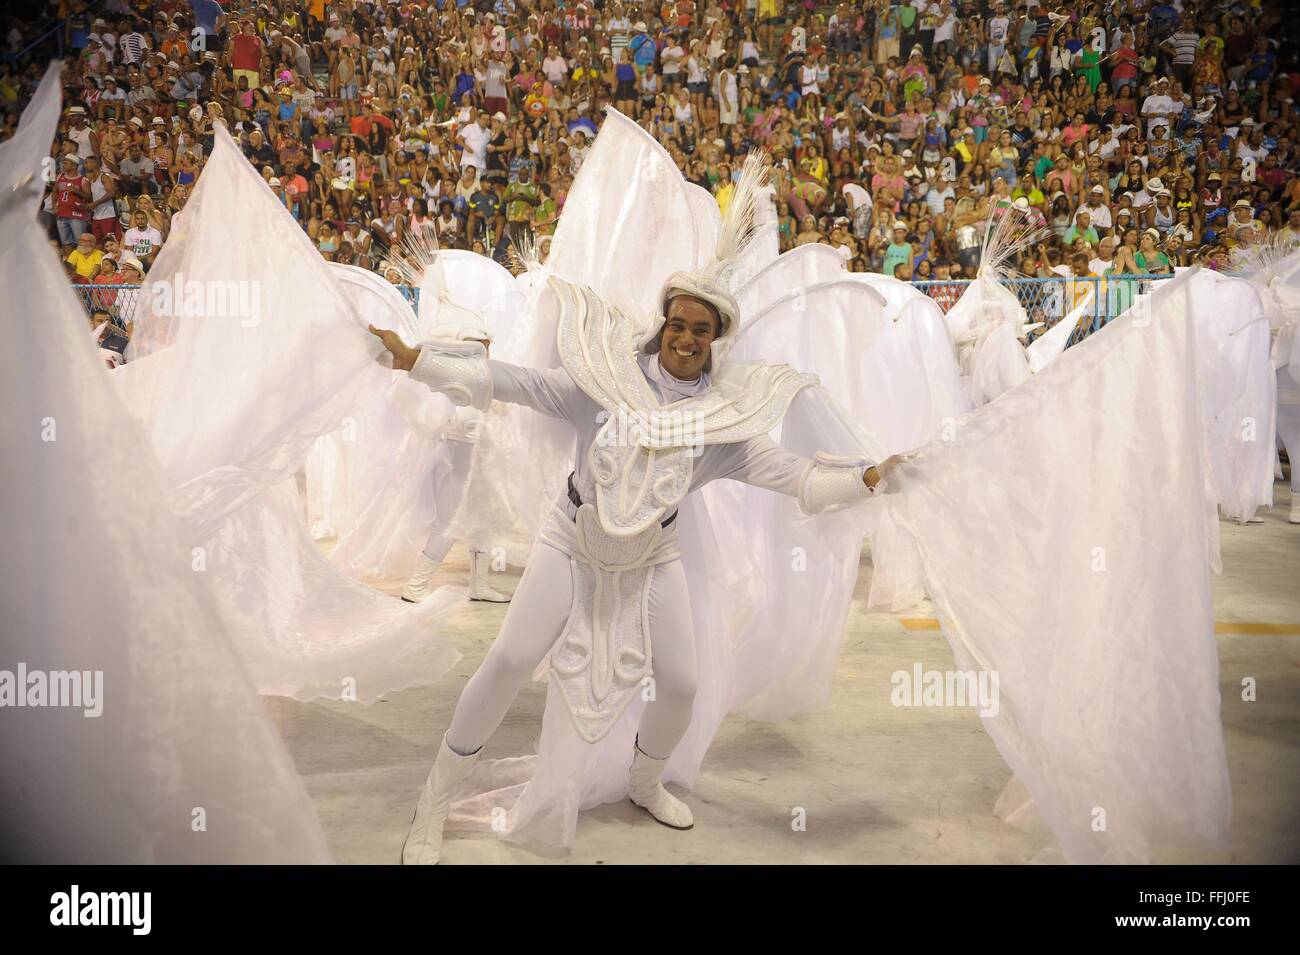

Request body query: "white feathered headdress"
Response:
[642, 151, 771, 369]
[392, 227, 494, 342]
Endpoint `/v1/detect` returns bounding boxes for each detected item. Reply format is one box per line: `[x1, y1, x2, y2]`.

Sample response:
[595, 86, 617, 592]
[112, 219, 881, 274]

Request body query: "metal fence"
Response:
[75, 275, 1173, 351]
[913, 275, 1174, 348]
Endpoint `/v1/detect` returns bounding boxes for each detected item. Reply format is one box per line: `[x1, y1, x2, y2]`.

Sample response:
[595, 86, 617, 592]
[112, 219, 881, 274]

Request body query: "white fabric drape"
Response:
[1184, 269, 1277, 523]
[0, 67, 330, 863]
[887, 270, 1231, 863]
[114, 127, 460, 701]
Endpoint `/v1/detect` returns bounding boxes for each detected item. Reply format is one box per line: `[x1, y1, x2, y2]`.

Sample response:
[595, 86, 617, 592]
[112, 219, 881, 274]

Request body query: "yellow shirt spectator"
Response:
[716, 180, 735, 217]
[67, 247, 103, 280]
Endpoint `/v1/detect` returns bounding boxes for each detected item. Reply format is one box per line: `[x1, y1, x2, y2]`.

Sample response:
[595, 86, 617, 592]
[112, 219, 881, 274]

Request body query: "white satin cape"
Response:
[0, 65, 330, 862]
[114, 127, 461, 702]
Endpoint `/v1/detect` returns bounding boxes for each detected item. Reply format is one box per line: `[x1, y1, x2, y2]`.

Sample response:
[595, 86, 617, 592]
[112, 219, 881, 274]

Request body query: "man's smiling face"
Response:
[657, 295, 720, 381]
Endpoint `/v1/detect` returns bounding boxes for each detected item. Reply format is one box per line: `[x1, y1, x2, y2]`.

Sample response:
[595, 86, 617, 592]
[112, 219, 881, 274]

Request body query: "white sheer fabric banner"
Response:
[114, 127, 460, 701]
[1, 71, 330, 862]
[887, 271, 1231, 864]
[1185, 270, 1276, 523]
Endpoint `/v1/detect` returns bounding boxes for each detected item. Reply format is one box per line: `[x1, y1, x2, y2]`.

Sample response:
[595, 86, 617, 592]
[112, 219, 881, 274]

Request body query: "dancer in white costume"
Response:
[1235, 240, 1300, 523]
[398, 252, 511, 604]
[388, 235, 513, 603]
[370, 155, 897, 864]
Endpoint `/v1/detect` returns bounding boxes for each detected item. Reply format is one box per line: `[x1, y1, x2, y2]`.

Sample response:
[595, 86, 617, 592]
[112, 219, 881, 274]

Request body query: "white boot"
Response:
[468, 549, 511, 603]
[628, 743, 694, 830]
[1290, 496, 1300, 524]
[401, 735, 481, 865]
[401, 554, 441, 603]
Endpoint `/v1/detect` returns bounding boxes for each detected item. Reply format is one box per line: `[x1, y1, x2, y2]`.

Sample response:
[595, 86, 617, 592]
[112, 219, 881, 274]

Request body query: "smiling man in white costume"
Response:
[370, 155, 897, 864]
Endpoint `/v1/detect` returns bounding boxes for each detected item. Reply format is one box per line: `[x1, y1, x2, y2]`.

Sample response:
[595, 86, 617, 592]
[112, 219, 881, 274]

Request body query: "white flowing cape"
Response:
[115, 127, 460, 702]
[1182, 269, 1276, 523]
[0, 66, 330, 863]
[887, 270, 1230, 863]
[308, 263, 466, 584]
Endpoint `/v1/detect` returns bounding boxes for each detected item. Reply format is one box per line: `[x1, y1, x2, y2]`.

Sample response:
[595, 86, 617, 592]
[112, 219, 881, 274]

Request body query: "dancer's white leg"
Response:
[403, 541, 572, 864]
[468, 548, 512, 602]
[630, 559, 698, 829]
[402, 441, 472, 602]
[444, 541, 574, 753]
[636, 560, 698, 757]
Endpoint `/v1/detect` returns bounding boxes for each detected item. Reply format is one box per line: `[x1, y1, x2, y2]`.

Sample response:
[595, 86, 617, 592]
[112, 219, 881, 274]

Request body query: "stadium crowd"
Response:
[1, 0, 1298, 322]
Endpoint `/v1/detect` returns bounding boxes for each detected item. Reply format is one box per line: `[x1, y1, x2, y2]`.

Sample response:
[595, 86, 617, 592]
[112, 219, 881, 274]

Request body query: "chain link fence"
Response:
[914, 275, 1175, 348]
[75, 275, 1173, 352]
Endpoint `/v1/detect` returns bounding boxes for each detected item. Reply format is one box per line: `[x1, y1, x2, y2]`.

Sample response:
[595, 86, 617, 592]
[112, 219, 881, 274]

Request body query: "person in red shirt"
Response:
[54, 154, 92, 250]
[1257, 152, 1287, 194]
[229, 18, 264, 88]
[90, 254, 124, 310]
[349, 110, 373, 140]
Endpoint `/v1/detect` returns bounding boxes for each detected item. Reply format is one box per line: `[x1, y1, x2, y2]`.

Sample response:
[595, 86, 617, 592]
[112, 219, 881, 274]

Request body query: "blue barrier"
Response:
[913, 274, 1174, 347]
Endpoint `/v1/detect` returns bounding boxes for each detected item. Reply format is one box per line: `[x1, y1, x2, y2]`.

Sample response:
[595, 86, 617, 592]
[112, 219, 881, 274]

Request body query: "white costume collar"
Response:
[638, 352, 711, 403]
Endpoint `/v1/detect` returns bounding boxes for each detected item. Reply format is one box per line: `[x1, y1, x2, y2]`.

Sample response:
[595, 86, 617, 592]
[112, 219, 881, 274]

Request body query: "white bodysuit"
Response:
[428, 352, 859, 759]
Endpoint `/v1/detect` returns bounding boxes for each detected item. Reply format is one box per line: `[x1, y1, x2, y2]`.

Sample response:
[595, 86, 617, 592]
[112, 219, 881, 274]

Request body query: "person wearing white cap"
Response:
[96, 75, 127, 122]
[1229, 198, 1262, 239]
[1140, 76, 1177, 133]
[119, 255, 145, 281]
[883, 220, 913, 277]
[1084, 184, 1112, 233]
[66, 105, 99, 160]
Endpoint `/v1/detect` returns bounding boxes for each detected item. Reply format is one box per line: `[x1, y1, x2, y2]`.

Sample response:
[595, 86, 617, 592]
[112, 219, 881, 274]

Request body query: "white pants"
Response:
[422, 439, 475, 562]
[1278, 368, 1300, 493]
[446, 539, 698, 760]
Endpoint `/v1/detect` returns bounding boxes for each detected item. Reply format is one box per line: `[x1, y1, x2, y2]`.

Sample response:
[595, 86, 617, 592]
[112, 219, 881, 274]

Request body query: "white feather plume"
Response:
[978, 205, 1052, 280]
[715, 150, 772, 278]
[390, 226, 445, 292]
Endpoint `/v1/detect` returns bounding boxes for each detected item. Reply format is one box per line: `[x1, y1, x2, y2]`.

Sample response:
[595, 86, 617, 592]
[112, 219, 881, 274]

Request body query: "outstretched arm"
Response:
[715, 434, 900, 512]
[368, 325, 587, 420]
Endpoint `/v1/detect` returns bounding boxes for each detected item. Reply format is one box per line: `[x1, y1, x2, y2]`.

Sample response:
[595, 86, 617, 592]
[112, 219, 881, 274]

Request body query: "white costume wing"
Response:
[732, 273, 964, 613]
[851, 272, 973, 421]
[114, 127, 460, 701]
[683, 181, 722, 260]
[316, 263, 458, 582]
[887, 271, 1230, 863]
[546, 108, 710, 318]
[5, 61, 62, 217]
[735, 243, 847, 319]
[1027, 289, 1093, 373]
[432, 249, 523, 345]
[1187, 270, 1276, 523]
[969, 321, 1032, 404]
[945, 271, 1033, 405]
[0, 71, 330, 863]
